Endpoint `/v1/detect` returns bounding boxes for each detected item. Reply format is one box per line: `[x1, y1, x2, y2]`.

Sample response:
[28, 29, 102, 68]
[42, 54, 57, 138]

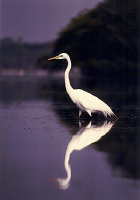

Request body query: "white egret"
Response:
[56, 120, 115, 189]
[48, 53, 116, 118]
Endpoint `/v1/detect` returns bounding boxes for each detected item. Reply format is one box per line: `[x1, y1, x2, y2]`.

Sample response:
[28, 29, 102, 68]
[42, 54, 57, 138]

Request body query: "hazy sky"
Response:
[1, 0, 103, 43]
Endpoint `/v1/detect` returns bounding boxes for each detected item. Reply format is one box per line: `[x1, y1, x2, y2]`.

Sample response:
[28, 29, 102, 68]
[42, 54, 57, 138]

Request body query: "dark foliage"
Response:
[53, 0, 138, 78]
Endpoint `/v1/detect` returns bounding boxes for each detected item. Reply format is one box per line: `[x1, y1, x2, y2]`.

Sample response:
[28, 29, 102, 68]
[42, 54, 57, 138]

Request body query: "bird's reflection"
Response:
[56, 120, 115, 189]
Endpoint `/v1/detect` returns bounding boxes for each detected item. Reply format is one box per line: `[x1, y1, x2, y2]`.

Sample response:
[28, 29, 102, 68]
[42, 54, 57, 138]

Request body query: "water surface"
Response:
[0, 75, 139, 200]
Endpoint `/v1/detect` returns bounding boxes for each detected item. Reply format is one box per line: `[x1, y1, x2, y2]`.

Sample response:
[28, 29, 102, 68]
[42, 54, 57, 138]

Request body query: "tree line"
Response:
[1, 0, 139, 79]
[52, 0, 138, 79]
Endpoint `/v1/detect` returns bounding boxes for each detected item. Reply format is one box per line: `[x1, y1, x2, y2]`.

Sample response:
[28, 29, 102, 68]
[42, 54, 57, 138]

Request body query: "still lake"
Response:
[0, 75, 139, 200]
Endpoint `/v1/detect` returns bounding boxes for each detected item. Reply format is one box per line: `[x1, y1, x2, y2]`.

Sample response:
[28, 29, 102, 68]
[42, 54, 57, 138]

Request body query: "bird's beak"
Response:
[48, 178, 59, 183]
[48, 56, 59, 60]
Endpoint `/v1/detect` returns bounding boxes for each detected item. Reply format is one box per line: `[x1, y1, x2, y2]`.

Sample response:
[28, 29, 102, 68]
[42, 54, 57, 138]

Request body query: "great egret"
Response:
[48, 53, 116, 118]
[55, 120, 115, 189]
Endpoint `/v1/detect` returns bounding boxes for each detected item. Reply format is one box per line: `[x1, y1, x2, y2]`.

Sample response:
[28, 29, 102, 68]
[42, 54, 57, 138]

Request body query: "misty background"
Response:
[0, 0, 138, 79]
[1, 0, 103, 42]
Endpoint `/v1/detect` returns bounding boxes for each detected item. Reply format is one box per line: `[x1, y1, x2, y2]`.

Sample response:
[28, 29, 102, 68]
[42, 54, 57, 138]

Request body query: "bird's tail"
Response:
[104, 109, 117, 120]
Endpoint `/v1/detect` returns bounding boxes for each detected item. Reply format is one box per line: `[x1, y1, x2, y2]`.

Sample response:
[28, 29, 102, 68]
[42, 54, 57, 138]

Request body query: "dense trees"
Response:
[0, 37, 53, 71]
[53, 0, 138, 77]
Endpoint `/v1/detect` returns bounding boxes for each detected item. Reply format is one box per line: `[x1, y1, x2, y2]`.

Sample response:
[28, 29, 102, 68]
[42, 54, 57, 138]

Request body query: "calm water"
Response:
[0, 75, 140, 200]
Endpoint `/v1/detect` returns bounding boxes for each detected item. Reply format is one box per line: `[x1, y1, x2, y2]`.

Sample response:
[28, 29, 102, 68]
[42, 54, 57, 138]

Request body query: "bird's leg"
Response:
[86, 121, 92, 129]
[79, 110, 82, 118]
[79, 121, 82, 128]
[86, 110, 92, 117]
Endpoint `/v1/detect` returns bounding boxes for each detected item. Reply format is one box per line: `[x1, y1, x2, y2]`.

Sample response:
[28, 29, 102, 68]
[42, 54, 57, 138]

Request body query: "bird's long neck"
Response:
[64, 143, 73, 183]
[65, 57, 74, 98]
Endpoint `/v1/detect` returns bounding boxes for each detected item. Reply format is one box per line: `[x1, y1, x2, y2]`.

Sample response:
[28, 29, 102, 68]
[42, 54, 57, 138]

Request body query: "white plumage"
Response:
[48, 53, 116, 118]
[55, 121, 115, 189]
[73, 89, 114, 117]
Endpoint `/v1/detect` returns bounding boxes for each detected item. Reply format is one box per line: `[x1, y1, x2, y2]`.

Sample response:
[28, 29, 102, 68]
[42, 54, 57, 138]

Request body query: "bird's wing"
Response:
[75, 89, 112, 114]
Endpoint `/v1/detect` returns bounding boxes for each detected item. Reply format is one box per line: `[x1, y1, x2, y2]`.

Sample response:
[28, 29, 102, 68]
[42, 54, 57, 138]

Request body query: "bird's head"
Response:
[48, 53, 68, 60]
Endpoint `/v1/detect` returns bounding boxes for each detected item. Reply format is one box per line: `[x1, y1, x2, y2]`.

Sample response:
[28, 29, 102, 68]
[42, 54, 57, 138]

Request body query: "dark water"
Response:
[0, 75, 140, 200]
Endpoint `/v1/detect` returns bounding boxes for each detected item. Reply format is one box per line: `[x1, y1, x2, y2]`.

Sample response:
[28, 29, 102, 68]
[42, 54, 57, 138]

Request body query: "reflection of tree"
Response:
[93, 115, 139, 179]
